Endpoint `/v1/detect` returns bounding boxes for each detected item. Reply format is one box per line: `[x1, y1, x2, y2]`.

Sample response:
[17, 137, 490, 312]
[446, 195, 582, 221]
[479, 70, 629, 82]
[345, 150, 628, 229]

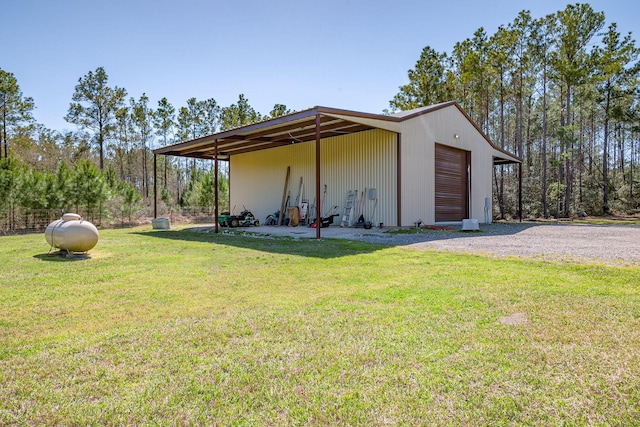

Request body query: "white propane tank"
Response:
[45, 214, 99, 253]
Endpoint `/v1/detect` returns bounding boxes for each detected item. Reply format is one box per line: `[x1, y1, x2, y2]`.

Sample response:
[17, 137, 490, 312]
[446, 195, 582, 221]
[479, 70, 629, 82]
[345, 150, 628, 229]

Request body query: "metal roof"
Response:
[152, 106, 391, 161]
[152, 102, 521, 165]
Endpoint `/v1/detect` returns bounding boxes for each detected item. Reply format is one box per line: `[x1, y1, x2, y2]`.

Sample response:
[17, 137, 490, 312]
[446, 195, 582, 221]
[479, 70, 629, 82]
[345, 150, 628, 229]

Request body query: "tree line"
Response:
[1, 3, 639, 227]
[390, 3, 639, 218]
[0, 66, 291, 229]
[0, 157, 135, 229]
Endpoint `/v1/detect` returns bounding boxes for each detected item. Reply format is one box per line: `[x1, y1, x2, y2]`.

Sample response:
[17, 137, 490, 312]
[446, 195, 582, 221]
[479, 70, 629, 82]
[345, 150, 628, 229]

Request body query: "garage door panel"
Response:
[435, 144, 469, 222]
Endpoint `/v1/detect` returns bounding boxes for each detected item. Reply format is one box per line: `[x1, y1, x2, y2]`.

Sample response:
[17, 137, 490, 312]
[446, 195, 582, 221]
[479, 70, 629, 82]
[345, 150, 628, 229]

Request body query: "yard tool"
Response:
[287, 205, 300, 226]
[282, 191, 290, 225]
[264, 211, 279, 225]
[218, 211, 231, 227]
[321, 184, 327, 214]
[308, 196, 316, 224]
[299, 200, 308, 224]
[278, 166, 290, 227]
[288, 177, 303, 227]
[297, 178, 309, 224]
[228, 207, 260, 227]
[364, 188, 377, 229]
[309, 186, 324, 226]
[294, 177, 303, 206]
[355, 188, 367, 227]
[311, 205, 339, 228]
[364, 200, 378, 229]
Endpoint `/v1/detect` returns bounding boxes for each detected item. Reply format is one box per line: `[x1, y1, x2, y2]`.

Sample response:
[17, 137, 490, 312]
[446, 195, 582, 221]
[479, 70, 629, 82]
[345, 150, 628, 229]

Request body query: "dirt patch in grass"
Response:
[498, 312, 529, 325]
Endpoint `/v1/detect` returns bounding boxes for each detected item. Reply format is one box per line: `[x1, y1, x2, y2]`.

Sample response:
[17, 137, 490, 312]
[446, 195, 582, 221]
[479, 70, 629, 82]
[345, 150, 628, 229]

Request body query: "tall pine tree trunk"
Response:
[564, 82, 572, 217]
[1, 109, 6, 159]
[143, 141, 148, 199]
[602, 81, 611, 214]
[496, 72, 506, 219]
[541, 40, 549, 219]
[630, 133, 635, 209]
[163, 157, 168, 189]
[98, 119, 104, 170]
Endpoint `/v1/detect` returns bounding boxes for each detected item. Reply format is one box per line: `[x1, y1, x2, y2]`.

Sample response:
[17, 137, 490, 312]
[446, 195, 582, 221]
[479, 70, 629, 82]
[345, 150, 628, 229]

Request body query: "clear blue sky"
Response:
[3, 0, 639, 138]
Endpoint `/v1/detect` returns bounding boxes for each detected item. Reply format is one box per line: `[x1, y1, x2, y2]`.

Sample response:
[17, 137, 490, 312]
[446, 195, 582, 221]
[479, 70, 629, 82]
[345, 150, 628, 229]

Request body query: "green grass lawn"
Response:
[573, 217, 640, 225]
[1, 225, 639, 425]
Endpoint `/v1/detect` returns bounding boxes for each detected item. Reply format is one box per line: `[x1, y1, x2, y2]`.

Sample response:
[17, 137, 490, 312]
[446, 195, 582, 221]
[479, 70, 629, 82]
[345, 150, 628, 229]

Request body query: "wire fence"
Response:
[0, 205, 224, 235]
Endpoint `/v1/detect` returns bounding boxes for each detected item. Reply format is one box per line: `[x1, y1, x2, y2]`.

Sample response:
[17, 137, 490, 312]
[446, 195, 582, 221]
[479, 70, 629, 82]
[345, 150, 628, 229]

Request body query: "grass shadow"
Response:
[33, 251, 92, 262]
[133, 227, 388, 259]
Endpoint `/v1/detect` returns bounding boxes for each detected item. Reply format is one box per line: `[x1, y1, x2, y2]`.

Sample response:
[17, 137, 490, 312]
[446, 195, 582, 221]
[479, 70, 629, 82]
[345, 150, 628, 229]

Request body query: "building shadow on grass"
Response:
[133, 221, 539, 259]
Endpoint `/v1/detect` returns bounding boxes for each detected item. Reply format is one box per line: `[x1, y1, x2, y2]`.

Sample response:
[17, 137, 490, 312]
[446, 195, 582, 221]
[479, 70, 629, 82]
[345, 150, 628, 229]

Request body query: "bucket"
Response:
[152, 217, 171, 230]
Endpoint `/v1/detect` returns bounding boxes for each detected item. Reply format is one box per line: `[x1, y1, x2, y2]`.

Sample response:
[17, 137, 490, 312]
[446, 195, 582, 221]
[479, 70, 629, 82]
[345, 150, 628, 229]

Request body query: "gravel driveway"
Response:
[227, 222, 640, 265]
[352, 222, 640, 265]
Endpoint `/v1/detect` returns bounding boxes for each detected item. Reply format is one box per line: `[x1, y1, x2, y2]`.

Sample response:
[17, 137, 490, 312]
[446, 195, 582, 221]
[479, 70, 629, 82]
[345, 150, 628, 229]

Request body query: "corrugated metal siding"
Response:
[398, 116, 434, 225]
[230, 142, 314, 219]
[400, 105, 494, 224]
[230, 129, 397, 227]
[321, 129, 397, 227]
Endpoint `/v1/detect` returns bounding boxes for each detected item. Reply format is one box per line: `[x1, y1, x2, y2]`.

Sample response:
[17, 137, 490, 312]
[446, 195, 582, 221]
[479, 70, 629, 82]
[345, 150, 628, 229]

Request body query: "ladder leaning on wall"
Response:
[340, 190, 357, 227]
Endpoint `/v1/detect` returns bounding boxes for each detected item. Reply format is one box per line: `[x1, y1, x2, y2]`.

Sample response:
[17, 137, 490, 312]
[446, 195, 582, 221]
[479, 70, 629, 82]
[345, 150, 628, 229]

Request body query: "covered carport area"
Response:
[152, 106, 392, 239]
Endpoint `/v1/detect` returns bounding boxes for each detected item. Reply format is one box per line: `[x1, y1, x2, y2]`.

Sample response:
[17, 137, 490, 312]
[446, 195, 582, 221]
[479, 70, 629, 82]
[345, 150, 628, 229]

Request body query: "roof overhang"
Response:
[493, 154, 521, 165]
[152, 102, 522, 165]
[152, 106, 394, 160]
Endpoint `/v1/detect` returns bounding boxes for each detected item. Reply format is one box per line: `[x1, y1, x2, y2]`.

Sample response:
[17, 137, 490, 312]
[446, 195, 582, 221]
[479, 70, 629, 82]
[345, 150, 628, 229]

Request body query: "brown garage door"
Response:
[435, 144, 470, 222]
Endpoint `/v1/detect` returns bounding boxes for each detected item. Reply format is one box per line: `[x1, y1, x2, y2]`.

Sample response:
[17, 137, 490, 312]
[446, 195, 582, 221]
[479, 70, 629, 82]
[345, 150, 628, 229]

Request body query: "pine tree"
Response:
[65, 67, 126, 170]
[0, 68, 34, 160]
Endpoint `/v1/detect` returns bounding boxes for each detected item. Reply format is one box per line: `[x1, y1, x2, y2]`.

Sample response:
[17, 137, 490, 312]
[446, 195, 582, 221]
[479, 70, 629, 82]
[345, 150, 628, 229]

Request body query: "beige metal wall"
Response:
[230, 104, 504, 227]
[398, 107, 495, 225]
[230, 129, 397, 226]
